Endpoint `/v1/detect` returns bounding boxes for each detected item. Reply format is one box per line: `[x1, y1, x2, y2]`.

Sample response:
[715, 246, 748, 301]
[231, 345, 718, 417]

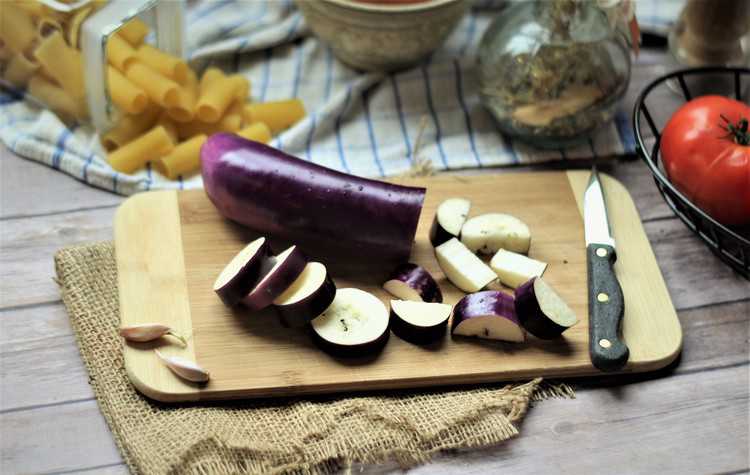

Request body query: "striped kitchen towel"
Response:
[0, 0, 684, 196]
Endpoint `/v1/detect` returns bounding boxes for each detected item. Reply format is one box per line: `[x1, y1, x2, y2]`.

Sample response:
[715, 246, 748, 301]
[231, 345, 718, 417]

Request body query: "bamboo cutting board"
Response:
[115, 171, 682, 402]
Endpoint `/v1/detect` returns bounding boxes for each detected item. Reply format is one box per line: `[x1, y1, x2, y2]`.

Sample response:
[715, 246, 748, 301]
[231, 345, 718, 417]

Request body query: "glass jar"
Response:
[477, 0, 631, 149]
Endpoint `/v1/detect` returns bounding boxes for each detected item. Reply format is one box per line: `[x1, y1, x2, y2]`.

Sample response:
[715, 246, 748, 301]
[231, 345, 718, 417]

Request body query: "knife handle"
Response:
[587, 243, 629, 372]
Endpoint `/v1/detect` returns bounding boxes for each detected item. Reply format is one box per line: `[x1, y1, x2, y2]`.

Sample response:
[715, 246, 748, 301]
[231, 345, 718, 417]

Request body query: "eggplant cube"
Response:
[435, 238, 497, 293]
[452, 291, 525, 342]
[490, 249, 547, 289]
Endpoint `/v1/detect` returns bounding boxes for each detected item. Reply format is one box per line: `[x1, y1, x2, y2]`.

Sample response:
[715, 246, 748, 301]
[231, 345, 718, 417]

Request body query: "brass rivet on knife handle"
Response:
[597, 293, 609, 302]
[599, 338, 612, 349]
[596, 247, 608, 257]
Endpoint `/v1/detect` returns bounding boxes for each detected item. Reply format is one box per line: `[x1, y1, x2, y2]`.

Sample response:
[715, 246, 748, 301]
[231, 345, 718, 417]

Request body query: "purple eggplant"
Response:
[452, 290, 525, 342]
[382, 263, 443, 303]
[273, 262, 337, 328]
[310, 288, 390, 357]
[389, 300, 451, 345]
[429, 197, 471, 247]
[242, 245, 307, 311]
[201, 134, 426, 271]
[213, 237, 270, 306]
[515, 277, 577, 339]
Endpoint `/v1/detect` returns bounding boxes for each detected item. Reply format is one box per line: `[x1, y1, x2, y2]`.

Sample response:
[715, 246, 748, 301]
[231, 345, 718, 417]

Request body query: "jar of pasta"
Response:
[0, 0, 307, 179]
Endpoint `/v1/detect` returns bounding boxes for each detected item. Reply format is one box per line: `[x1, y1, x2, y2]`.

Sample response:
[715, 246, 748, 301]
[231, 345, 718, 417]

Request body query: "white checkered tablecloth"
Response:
[0, 0, 684, 195]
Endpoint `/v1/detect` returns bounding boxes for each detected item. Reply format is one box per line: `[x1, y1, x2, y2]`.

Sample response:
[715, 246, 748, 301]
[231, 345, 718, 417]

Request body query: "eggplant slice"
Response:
[213, 237, 270, 307]
[310, 288, 390, 357]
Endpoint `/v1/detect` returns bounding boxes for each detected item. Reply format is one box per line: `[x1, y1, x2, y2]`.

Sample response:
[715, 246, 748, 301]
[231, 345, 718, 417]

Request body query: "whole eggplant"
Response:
[201, 134, 426, 271]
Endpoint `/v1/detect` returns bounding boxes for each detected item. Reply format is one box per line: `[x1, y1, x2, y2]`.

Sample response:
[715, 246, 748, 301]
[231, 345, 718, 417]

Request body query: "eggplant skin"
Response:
[310, 325, 390, 358]
[451, 290, 519, 333]
[387, 263, 443, 303]
[276, 273, 337, 328]
[389, 309, 447, 345]
[428, 218, 455, 247]
[201, 134, 426, 268]
[515, 278, 567, 339]
[215, 239, 270, 307]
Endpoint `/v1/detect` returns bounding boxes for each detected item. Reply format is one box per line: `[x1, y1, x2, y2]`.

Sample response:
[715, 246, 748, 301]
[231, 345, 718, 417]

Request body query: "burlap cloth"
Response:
[54, 241, 575, 475]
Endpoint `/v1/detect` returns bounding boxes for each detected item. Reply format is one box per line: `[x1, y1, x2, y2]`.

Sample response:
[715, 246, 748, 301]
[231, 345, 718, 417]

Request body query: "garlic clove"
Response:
[119, 323, 187, 347]
[154, 350, 210, 383]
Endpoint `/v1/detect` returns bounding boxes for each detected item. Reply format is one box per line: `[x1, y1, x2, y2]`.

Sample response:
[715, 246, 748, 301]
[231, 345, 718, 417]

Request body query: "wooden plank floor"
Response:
[1, 56, 748, 474]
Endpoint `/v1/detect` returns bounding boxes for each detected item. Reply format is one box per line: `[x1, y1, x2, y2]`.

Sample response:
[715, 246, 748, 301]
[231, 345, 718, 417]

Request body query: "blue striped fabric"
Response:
[0, 0, 684, 196]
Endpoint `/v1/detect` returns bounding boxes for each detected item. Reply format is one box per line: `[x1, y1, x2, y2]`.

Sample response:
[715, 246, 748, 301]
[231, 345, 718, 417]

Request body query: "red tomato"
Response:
[660, 95, 750, 226]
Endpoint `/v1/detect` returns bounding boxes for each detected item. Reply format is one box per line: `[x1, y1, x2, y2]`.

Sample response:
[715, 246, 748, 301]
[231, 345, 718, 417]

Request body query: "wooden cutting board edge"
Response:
[115, 171, 682, 402]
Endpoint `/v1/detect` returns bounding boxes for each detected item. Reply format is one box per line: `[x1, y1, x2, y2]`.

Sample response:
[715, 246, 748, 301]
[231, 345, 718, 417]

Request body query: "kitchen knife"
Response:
[584, 166, 629, 371]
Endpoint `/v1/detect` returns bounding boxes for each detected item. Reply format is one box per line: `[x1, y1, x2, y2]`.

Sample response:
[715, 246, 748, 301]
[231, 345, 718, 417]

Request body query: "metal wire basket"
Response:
[633, 66, 750, 279]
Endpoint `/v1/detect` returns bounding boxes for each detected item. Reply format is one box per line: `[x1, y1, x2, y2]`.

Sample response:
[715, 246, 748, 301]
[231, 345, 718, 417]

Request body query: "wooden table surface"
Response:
[1, 51, 748, 474]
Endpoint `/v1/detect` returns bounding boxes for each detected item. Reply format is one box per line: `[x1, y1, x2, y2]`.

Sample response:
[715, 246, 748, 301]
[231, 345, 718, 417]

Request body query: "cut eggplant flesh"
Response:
[242, 245, 307, 311]
[452, 290, 525, 342]
[490, 248, 547, 289]
[429, 198, 472, 246]
[389, 300, 451, 344]
[515, 277, 577, 339]
[460, 213, 531, 255]
[435, 238, 496, 293]
[310, 288, 390, 357]
[213, 237, 269, 306]
[382, 263, 443, 303]
[273, 262, 336, 328]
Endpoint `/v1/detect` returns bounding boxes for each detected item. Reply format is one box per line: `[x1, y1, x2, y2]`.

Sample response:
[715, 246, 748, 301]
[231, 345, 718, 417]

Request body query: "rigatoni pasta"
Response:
[237, 122, 272, 144]
[34, 31, 86, 99]
[65, 6, 92, 48]
[196, 74, 244, 123]
[118, 18, 149, 47]
[100, 104, 161, 151]
[4, 52, 39, 89]
[167, 70, 197, 123]
[125, 62, 180, 108]
[1, 0, 308, 180]
[38, 17, 63, 39]
[106, 33, 137, 72]
[135, 44, 188, 83]
[107, 125, 175, 173]
[28, 74, 87, 124]
[242, 99, 306, 134]
[107, 66, 148, 114]
[154, 134, 207, 179]
[1, 4, 37, 53]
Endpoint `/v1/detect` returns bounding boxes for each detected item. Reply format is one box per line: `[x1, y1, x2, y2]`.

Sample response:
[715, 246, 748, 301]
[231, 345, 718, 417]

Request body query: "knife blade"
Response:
[584, 166, 629, 371]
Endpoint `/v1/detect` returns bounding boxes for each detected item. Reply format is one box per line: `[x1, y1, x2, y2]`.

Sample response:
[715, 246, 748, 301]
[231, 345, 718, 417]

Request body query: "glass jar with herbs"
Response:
[478, 0, 634, 149]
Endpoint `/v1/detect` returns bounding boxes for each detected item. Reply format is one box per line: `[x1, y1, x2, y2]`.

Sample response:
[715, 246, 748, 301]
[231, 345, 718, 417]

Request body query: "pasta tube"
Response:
[1, 5, 37, 53]
[237, 122, 272, 144]
[34, 31, 86, 99]
[227, 74, 250, 100]
[38, 17, 63, 39]
[196, 74, 244, 123]
[155, 134, 207, 179]
[108, 66, 148, 114]
[4, 52, 39, 89]
[66, 6, 92, 48]
[106, 33, 137, 72]
[118, 18, 149, 47]
[107, 125, 175, 174]
[157, 113, 179, 142]
[135, 44, 188, 83]
[167, 69, 198, 123]
[125, 62, 180, 108]
[242, 99, 306, 134]
[100, 104, 161, 151]
[28, 75, 88, 124]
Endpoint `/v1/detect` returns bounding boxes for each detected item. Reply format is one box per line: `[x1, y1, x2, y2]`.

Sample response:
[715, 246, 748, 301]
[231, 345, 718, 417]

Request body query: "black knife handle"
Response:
[587, 243, 629, 372]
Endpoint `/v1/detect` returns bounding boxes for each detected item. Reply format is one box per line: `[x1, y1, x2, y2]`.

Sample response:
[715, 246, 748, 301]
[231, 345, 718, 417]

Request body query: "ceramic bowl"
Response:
[296, 0, 470, 72]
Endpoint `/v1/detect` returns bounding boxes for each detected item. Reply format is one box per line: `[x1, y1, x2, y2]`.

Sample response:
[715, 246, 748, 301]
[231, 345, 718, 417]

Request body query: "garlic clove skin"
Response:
[155, 350, 210, 383]
[119, 323, 187, 347]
